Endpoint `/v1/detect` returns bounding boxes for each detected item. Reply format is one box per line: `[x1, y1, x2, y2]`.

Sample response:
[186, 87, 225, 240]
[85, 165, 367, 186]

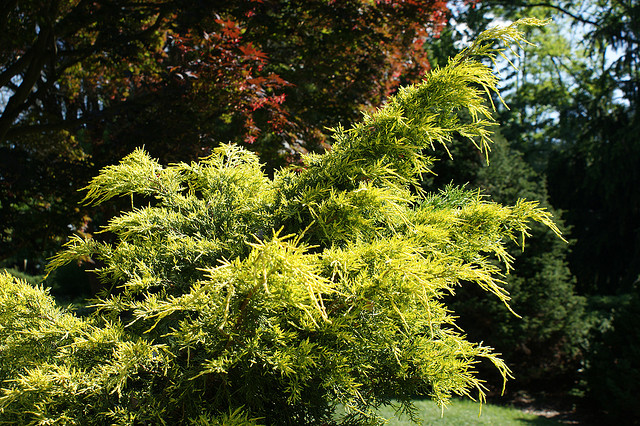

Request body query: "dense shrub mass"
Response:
[585, 288, 640, 424]
[0, 20, 561, 425]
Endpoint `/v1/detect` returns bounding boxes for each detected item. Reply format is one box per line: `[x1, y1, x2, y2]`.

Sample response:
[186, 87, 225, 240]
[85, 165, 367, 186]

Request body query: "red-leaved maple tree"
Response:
[1, 0, 457, 270]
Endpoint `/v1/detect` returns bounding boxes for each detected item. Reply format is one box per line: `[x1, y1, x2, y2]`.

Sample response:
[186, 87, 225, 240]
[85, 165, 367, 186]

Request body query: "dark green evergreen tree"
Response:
[423, 134, 586, 393]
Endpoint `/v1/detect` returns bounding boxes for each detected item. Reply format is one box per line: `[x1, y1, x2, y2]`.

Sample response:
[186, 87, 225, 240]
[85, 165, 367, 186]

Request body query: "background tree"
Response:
[416, 13, 587, 400]
[442, 0, 640, 419]
[423, 136, 586, 396]
[0, 0, 453, 273]
[465, 0, 640, 295]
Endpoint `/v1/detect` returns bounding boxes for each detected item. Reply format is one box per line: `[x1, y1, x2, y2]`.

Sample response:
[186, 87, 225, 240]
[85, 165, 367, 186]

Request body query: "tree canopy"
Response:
[466, 0, 640, 294]
[0, 0, 454, 269]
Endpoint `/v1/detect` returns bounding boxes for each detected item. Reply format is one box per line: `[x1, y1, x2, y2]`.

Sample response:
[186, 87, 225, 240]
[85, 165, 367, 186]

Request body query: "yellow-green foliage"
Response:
[0, 272, 86, 381]
[0, 19, 559, 425]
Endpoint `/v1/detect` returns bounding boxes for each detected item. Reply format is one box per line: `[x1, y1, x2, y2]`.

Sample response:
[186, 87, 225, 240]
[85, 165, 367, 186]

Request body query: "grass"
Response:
[373, 399, 562, 425]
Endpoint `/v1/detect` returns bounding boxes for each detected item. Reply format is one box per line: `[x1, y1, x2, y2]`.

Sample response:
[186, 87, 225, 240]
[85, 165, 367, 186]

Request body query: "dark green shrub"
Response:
[584, 287, 640, 423]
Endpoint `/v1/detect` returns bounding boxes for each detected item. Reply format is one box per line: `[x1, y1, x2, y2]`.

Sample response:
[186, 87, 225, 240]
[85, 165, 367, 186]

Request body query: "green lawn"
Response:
[372, 399, 562, 425]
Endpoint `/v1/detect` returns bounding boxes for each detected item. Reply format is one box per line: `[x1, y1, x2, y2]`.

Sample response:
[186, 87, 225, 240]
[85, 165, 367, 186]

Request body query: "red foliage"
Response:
[233, 0, 452, 155]
[167, 17, 292, 145]
[374, 0, 450, 97]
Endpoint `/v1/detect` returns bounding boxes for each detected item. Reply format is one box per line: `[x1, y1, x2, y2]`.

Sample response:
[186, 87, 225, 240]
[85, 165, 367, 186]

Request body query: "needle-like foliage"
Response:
[0, 19, 559, 425]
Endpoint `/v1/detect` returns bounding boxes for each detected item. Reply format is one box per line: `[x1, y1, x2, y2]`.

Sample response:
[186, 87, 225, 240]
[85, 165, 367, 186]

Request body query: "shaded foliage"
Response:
[448, 0, 640, 417]
[470, 0, 640, 295]
[0, 0, 453, 270]
[584, 287, 640, 424]
[421, 131, 586, 393]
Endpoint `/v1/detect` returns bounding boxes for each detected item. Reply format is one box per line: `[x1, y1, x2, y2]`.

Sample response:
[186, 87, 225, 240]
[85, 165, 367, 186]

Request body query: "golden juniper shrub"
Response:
[0, 19, 558, 425]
